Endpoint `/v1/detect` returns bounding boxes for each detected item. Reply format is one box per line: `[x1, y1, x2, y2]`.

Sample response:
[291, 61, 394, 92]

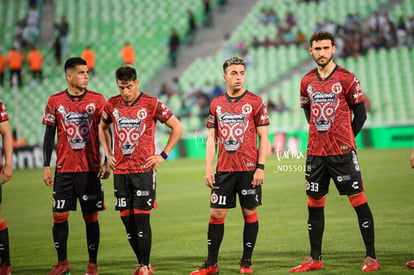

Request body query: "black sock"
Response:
[308, 206, 324, 261]
[0, 227, 10, 266]
[53, 221, 68, 261]
[242, 221, 258, 260]
[85, 221, 100, 264]
[354, 203, 376, 259]
[121, 215, 140, 263]
[134, 214, 152, 266]
[207, 223, 224, 265]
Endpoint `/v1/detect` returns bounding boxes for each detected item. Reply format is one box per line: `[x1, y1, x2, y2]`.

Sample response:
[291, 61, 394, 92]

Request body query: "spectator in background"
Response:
[0, 52, 6, 87]
[54, 15, 69, 56]
[241, 49, 255, 69]
[121, 42, 135, 65]
[12, 129, 26, 148]
[27, 45, 43, 82]
[202, 0, 212, 27]
[6, 47, 24, 87]
[168, 29, 180, 68]
[295, 29, 307, 46]
[286, 12, 296, 27]
[81, 46, 96, 75]
[186, 10, 197, 46]
[53, 35, 62, 66]
[251, 36, 261, 48]
[222, 33, 234, 59]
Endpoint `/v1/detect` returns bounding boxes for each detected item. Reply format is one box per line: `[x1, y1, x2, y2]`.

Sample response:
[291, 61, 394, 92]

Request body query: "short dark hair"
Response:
[115, 65, 137, 81]
[309, 31, 335, 47]
[64, 57, 87, 72]
[223, 56, 245, 73]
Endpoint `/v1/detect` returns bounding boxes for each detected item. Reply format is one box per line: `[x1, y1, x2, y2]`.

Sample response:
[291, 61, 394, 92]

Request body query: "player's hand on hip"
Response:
[205, 169, 215, 189]
[43, 166, 53, 186]
[0, 164, 12, 184]
[252, 168, 264, 188]
[146, 154, 164, 169]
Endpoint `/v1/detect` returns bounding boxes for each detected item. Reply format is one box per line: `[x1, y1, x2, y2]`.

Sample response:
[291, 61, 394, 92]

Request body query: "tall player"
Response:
[190, 56, 269, 275]
[99, 65, 183, 275]
[290, 31, 379, 272]
[0, 100, 13, 275]
[43, 57, 110, 275]
[407, 147, 414, 270]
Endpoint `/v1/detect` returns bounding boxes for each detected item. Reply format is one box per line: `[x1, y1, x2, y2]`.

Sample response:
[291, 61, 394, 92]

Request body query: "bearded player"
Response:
[290, 31, 379, 273]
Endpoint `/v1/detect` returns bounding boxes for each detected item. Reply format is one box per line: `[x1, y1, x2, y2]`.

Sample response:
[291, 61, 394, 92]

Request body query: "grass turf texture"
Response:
[3, 148, 413, 274]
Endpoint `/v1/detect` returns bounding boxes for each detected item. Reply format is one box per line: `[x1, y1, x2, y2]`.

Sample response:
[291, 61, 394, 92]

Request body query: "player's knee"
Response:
[83, 212, 98, 223]
[308, 196, 326, 207]
[120, 209, 132, 217]
[348, 192, 367, 207]
[0, 221, 7, 231]
[210, 208, 226, 221]
[243, 212, 258, 223]
[133, 209, 151, 215]
[53, 213, 69, 223]
[209, 216, 225, 224]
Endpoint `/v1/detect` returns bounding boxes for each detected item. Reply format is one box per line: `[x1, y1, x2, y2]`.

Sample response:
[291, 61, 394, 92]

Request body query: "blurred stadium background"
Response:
[0, 0, 413, 166]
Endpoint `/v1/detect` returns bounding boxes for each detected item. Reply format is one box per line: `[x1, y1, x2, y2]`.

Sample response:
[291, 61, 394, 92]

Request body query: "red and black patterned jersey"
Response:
[42, 90, 105, 172]
[207, 91, 269, 172]
[0, 100, 9, 167]
[102, 92, 172, 174]
[300, 65, 364, 156]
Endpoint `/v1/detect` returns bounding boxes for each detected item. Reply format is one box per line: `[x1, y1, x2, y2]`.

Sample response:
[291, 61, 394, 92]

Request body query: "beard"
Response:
[314, 54, 333, 68]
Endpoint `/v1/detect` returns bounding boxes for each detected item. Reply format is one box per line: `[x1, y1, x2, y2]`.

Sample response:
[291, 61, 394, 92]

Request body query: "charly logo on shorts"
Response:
[136, 190, 150, 197]
[210, 193, 218, 203]
[241, 189, 256, 196]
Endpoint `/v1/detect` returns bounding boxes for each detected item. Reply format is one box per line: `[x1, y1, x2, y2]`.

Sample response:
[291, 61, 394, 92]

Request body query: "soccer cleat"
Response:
[240, 259, 253, 274]
[290, 257, 324, 273]
[132, 264, 154, 275]
[361, 257, 379, 272]
[407, 261, 414, 269]
[190, 261, 219, 275]
[48, 259, 71, 275]
[85, 263, 98, 275]
[0, 264, 11, 275]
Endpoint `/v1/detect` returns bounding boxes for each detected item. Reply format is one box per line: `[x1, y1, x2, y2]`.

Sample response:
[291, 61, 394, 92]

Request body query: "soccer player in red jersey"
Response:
[99, 65, 183, 275]
[190, 57, 269, 275]
[408, 148, 414, 269]
[290, 31, 379, 273]
[0, 100, 13, 275]
[43, 57, 110, 275]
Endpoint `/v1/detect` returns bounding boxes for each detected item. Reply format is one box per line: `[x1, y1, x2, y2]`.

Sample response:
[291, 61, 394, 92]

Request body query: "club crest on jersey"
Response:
[113, 108, 146, 156]
[86, 103, 96, 114]
[216, 104, 250, 152]
[308, 83, 341, 132]
[210, 193, 218, 204]
[58, 105, 93, 151]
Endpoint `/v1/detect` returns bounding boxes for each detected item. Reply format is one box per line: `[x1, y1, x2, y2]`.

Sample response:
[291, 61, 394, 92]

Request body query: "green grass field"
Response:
[3, 148, 414, 274]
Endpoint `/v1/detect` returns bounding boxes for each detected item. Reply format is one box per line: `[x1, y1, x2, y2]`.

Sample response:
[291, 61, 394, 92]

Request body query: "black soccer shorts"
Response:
[210, 171, 262, 209]
[53, 172, 105, 213]
[305, 149, 364, 197]
[113, 170, 156, 211]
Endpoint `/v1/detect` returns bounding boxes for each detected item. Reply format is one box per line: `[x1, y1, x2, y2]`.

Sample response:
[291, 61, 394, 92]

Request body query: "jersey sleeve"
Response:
[0, 101, 9, 122]
[345, 74, 364, 105]
[254, 99, 269, 126]
[101, 101, 113, 124]
[206, 101, 217, 128]
[300, 78, 311, 108]
[154, 99, 173, 123]
[42, 98, 56, 126]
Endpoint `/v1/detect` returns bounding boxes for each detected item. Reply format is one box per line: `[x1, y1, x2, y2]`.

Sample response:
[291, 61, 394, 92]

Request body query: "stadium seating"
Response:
[1, 0, 414, 145]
